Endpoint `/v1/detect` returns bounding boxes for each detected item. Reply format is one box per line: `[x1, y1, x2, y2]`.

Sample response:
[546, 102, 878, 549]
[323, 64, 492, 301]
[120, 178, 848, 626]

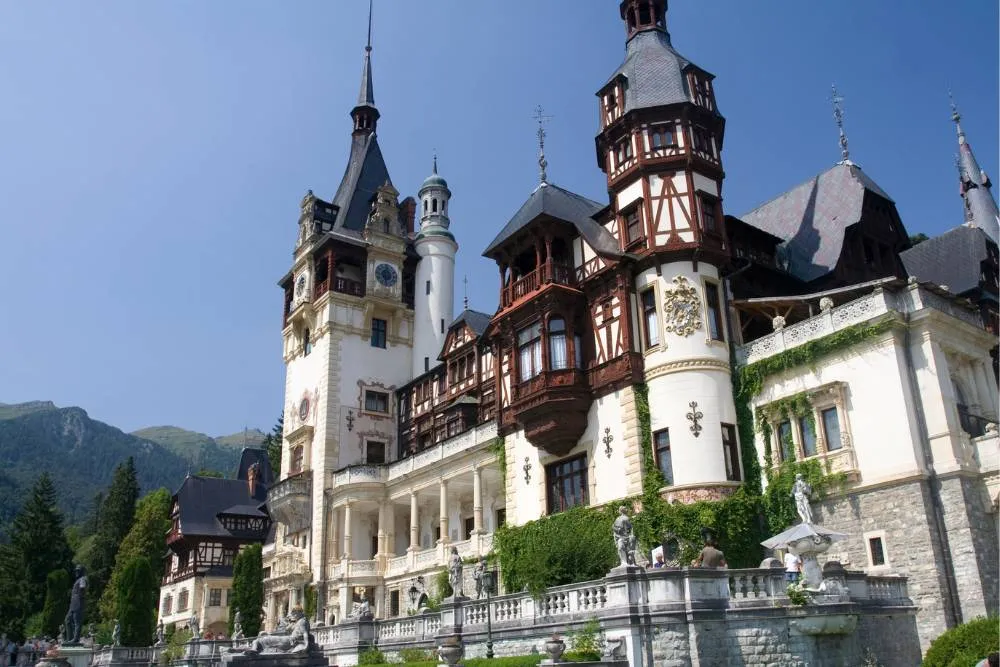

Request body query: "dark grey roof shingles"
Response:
[176, 476, 269, 539]
[900, 225, 993, 296]
[739, 162, 894, 282]
[450, 309, 493, 337]
[482, 183, 620, 258]
[330, 134, 391, 233]
[604, 30, 709, 114]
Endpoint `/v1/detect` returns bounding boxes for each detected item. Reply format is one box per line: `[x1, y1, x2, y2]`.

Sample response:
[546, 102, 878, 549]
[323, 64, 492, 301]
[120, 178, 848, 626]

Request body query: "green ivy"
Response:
[488, 437, 507, 481]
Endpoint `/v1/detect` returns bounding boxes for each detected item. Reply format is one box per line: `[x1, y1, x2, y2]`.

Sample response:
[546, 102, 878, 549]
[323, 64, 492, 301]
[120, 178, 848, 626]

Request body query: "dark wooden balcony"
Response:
[510, 368, 591, 457]
[332, 276, 364, 298]
[501, 262, 575, 309]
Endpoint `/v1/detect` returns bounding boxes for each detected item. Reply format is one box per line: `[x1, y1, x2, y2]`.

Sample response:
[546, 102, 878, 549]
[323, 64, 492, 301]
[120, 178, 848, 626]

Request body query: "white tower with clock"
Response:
[412, 158, 458, 377]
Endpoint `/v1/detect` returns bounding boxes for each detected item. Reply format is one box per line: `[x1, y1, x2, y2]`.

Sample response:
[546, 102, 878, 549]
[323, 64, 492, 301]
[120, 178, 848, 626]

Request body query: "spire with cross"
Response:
[533, 105, 552, 185]
[463, 275, 469, 310]
[831, 84, 850, 164]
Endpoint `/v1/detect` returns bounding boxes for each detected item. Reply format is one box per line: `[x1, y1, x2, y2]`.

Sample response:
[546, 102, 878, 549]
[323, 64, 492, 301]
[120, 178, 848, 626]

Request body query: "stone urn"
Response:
[544, 636, 566, 661]
[437, 637, 463, 666]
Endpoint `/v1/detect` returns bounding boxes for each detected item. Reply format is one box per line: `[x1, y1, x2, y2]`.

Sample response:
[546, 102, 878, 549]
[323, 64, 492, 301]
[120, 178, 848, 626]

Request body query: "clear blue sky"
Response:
[0, 1, 996, 436]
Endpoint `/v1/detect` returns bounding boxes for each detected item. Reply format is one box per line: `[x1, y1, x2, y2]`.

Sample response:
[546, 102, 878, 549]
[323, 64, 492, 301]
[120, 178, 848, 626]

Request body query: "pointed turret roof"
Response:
[952, 100, 999, 244]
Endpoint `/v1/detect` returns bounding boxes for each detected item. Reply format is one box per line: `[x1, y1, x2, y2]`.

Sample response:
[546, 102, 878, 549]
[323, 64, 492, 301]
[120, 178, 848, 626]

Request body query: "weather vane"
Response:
[533, 105, 552, 184]
[831, 84, 850, 163]
[463, 275, 469, 310]
[949, 90, 966, 143]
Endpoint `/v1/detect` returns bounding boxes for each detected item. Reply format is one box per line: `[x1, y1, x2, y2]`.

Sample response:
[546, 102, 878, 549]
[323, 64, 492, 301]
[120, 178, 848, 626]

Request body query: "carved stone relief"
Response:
[662, 276, 703, 337]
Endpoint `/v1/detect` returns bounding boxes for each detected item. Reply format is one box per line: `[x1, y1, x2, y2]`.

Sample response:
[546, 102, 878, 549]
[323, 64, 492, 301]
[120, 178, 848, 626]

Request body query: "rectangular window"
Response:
[371, 318, 387, 349]
[821, 408, 842, 451]
[424, 356, 429, 372]
[365, 390, 390, 414]
[440, 318, 445, 334]
[426, 280, 431, 295]
[178, 589, 190, 612]
[778, 421, 794, 462]
[641, 289, 659, 348]
[625, 209, 642, 244]
[389, 590, 400, 617]
[650, 124, 676, 149]
[366, 440, 386, 464]
[868, 536, 886, 567]
[722, 423, 741, 481]
[699, 194, 718, 234]
[546, 455, 589, 514]
[799, 416, 817, 457]
[517, 322, 543, 381]
[549, 318, 567, 370]
[692, 127, 712, 154]
[496, 508, 506, 528]
[704, 282, 724, 341]
[464, 517, 475, 540]
[615, 138, 633, 167]
[208, 588, 223, 607]
[653, 429, 673, 485]
[290, 446, 304, 474]
[161, 596, 172, 615]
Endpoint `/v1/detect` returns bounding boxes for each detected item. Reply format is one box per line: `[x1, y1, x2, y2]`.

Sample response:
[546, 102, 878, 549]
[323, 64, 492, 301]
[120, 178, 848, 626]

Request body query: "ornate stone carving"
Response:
[662, 276, 703, 337]
[523, 458, 532, 484]
[686, 401, 703, 438]
[772, 315, 786, 331]
[819, 297, 834, 312]
[602, 427, 614, 458]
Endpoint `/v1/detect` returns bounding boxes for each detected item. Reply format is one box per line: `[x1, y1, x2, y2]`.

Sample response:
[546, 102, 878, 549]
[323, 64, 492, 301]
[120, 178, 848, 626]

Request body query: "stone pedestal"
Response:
[39, 645, 93, 667]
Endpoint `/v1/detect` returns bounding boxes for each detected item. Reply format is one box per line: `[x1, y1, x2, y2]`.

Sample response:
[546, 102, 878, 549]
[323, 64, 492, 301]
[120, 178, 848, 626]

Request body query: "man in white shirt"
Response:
[783, 551, 801, 583]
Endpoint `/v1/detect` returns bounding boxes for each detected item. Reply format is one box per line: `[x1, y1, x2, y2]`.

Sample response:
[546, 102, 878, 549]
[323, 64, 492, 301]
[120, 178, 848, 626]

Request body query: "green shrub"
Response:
[358, 647, 387, 665]
[398, 647, 432, 662]
[564, 617, 603, 661]
[923, 617, 999, 667]
[160, 627, 191, 663]
[434, 568, 453, 599]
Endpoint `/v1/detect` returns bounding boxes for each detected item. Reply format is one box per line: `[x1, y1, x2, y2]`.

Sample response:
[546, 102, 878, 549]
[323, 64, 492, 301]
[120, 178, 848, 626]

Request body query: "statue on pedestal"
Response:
[111, 620, 121, 647]
[473, 557, 487, 599]
[189, 614, 200, 641]
[154, 620, 165, 647]
[232, 611, 245, 640]
[63, 565, 87, 644]
[447, 547, 465, 598]
[612, 507, 637, 567]
[792, 474, 814, 524]
[242, 607, 311, 655]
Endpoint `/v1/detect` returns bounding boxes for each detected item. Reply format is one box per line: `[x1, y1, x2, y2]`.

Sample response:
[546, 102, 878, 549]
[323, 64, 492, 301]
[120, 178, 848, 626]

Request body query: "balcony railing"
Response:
[512, 368, 586, 401]
[502, 262, 575, 309]
[332, 276, 364, 298]
[267, 472, 312, 532]
[332, 465, 388, 487]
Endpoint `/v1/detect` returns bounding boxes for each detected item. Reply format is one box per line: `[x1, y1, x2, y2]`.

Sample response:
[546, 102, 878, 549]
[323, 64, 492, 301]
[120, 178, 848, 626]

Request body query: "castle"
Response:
[252, 0, 998, 652]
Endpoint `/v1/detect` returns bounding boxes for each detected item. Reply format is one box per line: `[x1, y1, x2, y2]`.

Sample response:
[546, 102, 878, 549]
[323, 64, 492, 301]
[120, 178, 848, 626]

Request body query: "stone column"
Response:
[409, 492, 419, 551]
[330, 506, 341, 563]
[438, 479, 449, 544]
[472, 467, 483, 535]
[974, 361, 998, 419]
[343, 501, 353, 561]
[376, 501, 387, 557]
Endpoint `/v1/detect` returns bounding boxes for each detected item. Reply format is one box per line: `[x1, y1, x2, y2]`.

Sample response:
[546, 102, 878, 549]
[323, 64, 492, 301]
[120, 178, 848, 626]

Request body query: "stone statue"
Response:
[473, 557, 487, 599]
[232, 611, 244, 640]
[447, 547, 464, 598]
[350, 596, 372, 621]
[111, 620, 121, 647]
[612, 507, 637, 567]
[64, 565, 87, 644]
[792, 474, 814, 524]
[243, 607, 311, 655]
[189, 614, 200, 641]
[154, 620, 165, 646]
[57, 625, 65, 644]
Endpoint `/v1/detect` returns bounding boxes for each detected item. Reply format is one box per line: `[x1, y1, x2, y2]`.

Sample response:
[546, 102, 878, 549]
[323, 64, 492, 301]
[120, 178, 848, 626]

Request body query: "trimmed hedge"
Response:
[923, 616, 999, 667]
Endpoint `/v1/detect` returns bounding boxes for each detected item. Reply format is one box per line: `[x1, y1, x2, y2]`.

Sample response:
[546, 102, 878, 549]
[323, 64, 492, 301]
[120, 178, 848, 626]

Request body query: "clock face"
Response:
[298, 397, 310, 421]
[375, 263, 398, 287]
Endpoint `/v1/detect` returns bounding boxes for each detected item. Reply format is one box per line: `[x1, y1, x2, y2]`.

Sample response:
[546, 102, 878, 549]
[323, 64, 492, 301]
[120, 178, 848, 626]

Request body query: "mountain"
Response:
[130, 426, 263, 474]
[0, 402, 264, 532]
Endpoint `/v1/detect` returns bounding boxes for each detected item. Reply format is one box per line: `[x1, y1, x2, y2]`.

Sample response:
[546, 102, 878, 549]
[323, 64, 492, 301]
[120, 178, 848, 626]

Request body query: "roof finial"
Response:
[463, 275, 469, 310]
[433, 151, 438, 175]
[831, 84, 850, 164]
[533, 105, 552, 185]
[949, 90, 966, 144]
[366, 0, 373, 52]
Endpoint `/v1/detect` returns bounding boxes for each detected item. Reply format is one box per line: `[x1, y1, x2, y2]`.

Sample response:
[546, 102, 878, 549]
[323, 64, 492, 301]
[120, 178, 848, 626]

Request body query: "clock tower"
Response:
[412, 157, 458, 377]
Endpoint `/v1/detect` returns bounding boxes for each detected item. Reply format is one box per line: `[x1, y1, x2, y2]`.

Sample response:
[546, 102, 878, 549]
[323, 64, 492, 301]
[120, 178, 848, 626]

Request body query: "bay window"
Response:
[549, 318, 567, 370]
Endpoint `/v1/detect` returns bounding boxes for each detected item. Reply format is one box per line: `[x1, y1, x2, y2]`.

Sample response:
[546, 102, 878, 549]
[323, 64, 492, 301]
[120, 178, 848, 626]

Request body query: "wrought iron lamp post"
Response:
[481, 568, 496, 659]
[408, 582, 420, 609]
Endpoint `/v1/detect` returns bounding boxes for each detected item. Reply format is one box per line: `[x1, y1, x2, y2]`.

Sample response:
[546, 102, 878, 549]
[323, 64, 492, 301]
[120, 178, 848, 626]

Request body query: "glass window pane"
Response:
[550, 334, 567, 370]
[799, 416, 817, 457]
[822, 408, 842, 451]
[778, 421, 794, 462]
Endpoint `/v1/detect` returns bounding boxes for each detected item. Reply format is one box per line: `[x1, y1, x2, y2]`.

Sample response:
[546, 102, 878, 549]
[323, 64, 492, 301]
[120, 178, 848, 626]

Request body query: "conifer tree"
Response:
[229, 544, 264, 638]
[87, 457, 140, 612]
[98, 488, 171, 620]
[41, 569, 71, 638]
[264, 414, 284, 476]
[115, 556, 155, 647]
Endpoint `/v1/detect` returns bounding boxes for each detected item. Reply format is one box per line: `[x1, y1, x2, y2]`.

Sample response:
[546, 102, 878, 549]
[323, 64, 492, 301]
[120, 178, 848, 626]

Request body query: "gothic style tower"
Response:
[952, 100, 999, 244]
[596, 0, 742, 497]
[412, 157, 458, 376]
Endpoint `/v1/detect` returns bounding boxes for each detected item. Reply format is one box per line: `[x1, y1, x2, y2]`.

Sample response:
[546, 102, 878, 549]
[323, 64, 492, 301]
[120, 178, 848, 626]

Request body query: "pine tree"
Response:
[86, 457, 140, 614]
[265, 414, 284, 475]
[98, 488, 171, 620]
[41, 569, 71, 638]
[229, 544, 264, 638]
[115, 556, 155, 647]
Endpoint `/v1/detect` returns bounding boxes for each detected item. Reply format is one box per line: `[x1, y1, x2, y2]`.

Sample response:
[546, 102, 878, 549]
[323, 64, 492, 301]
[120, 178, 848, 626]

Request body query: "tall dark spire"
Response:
[950, 93, 999, 243]
[351, 0, 379, 136]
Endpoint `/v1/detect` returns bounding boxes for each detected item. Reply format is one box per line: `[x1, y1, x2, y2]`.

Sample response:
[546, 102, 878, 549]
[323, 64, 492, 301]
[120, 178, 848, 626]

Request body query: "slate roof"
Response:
[900, 225, 995, 297]
[449, 309, 492, 337]
[235, 448, 274, 487]
[330, 134, 391, 233]
[604, 29, 712, 115]
[174, 475, 269, 539]
[482, 183, 621, 258]
[739, 162, 895, 283]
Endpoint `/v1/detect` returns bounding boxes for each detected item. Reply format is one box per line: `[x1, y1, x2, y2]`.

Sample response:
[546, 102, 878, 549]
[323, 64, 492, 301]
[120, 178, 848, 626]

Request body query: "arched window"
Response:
[303, 328, 312, 356]
[432, 199, 438, 213]
[549, 318, 567, 370]
[423, 199, 428, 214]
